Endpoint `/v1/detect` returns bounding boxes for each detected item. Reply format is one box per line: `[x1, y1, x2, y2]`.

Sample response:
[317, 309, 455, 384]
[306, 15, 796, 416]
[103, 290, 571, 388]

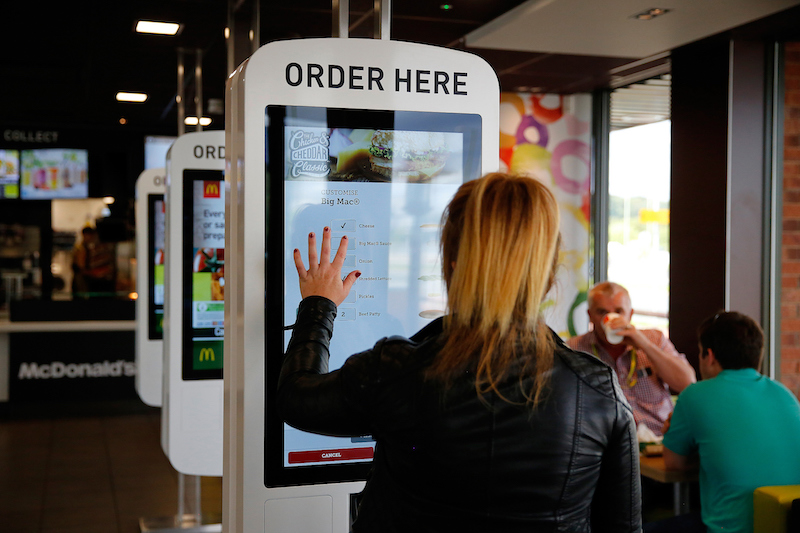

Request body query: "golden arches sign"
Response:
[204, 181, 220, 197]
[199, 348, 216, 361]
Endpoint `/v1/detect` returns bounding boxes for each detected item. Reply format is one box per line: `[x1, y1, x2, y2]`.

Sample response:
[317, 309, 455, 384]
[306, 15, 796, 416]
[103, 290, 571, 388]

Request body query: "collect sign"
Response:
[3, 129, 60, 143]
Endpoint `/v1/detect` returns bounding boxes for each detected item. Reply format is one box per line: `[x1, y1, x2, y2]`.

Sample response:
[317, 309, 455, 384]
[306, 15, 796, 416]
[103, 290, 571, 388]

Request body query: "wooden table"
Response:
[640, 453, 699, 516]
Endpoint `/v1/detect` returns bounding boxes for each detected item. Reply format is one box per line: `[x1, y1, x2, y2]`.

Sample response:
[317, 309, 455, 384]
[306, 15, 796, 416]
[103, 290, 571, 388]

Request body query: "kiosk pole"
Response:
[140, 473, 219, 532]
[332, 0, 349, 38]
[195, 49, 203, 132]
[177, 473, 203, 527]
[373, 0, 390, 40]
[177, 49, 186, 135]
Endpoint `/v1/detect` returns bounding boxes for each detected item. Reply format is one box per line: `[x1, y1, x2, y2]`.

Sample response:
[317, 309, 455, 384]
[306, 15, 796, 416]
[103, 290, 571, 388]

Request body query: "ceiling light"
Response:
[135, 20, 181, 35]
[631, 8, 671, 20]
[116, 92, 148, 103]
[185, 116, 212, 126]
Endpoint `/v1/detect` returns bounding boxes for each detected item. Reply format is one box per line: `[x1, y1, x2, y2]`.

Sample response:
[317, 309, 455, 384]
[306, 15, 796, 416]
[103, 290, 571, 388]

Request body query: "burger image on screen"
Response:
[368, 130, 450, 182]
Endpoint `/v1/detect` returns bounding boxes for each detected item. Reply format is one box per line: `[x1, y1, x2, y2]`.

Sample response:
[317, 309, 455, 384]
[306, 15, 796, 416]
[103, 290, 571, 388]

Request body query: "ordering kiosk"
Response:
[162, 131, 226, 476]
[224, 38, 499, 533]
[134, 168, 167, 407]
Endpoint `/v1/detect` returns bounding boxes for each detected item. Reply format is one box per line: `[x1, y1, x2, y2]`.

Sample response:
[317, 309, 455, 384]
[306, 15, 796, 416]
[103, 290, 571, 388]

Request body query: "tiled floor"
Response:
[0, 405, 679, 532]
[0, 410, 222, 533]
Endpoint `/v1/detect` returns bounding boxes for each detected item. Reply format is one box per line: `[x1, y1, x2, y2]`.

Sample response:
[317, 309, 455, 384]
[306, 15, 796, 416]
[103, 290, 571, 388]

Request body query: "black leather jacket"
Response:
[278, 297, 642, 532]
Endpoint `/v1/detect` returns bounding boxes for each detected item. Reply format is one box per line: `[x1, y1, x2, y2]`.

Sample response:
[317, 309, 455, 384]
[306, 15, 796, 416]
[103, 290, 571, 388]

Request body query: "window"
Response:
[608, 75, 671, 332]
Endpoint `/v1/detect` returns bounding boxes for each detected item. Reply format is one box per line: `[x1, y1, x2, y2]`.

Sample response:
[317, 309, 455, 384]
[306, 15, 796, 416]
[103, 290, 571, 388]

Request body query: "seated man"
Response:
[567, 281, 696, 435]
[659, 311, 800, 533]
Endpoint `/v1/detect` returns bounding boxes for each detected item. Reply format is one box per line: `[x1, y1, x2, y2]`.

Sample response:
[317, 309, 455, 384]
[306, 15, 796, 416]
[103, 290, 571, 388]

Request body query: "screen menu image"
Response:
[0, 149, 20, 199]
[20, 148, 88, 199]
[267, 105, 481, 483]
[149, 195, 165, 340]
[182, 171, 225, 380]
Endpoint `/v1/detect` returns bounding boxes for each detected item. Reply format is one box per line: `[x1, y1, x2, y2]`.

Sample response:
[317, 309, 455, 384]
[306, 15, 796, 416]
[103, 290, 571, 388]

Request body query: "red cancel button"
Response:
[288, 447, 374, 464]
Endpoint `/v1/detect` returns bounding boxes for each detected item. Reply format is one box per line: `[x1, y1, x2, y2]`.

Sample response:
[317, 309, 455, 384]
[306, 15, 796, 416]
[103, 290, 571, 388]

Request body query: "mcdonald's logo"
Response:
[203, 181, 220, 198]
[198, 348, 216, 361]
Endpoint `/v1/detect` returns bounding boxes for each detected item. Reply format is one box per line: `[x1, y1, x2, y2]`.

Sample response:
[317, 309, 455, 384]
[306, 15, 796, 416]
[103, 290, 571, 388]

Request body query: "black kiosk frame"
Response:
[263, 105, 482, 488]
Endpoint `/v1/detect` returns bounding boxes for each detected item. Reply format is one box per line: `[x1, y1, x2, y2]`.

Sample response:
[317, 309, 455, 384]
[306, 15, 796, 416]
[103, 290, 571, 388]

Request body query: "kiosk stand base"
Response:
[139, 473, 221, 533]
[139, 515, 222, 533]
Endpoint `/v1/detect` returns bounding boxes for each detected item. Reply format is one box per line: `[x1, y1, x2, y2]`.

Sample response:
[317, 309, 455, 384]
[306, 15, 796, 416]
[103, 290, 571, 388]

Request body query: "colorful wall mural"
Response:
[499, 93, 592, 338]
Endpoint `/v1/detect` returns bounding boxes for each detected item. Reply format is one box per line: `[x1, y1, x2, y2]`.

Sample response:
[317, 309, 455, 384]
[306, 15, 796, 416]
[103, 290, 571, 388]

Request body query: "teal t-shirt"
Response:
[663, 368, 800, 533]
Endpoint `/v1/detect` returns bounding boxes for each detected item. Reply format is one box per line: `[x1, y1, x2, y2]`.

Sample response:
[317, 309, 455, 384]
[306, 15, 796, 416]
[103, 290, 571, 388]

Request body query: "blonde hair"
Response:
[429, 173, 561, 406]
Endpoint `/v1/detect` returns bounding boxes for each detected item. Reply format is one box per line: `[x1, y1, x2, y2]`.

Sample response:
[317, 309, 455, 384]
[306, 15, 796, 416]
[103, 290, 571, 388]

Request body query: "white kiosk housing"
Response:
[225, 38, 499, 533]
[134, 168, 167, 407]
[162, 130, 226, 476]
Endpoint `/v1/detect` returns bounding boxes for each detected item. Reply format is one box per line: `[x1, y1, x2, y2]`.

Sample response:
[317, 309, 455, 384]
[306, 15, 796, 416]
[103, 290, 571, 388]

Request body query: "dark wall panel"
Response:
[670, 38, 730, 365]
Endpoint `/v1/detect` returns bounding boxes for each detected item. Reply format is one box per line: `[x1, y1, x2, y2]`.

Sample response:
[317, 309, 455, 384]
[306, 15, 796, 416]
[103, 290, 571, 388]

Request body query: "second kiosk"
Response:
[225, 38, 500, 532]
[162, 130, 226, 476]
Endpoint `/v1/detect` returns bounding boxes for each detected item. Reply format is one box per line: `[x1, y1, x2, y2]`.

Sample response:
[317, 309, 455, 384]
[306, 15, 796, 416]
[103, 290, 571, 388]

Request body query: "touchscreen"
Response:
[148, 195, 165, 340]
[268, 105, 481, 480]
[182, 170, 225, 380]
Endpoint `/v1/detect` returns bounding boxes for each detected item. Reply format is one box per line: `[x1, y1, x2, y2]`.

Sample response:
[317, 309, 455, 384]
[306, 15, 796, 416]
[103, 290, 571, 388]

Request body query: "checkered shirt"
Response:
[566, 329, 687, 436]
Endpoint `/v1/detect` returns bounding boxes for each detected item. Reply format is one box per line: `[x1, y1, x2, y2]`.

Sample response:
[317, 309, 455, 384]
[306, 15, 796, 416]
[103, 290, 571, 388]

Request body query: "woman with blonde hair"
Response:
[278, 173, 641, 532]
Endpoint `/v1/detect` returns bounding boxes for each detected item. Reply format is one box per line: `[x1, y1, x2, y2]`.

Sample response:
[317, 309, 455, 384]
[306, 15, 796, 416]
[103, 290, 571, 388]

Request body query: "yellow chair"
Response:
[753, 485, 800, 533]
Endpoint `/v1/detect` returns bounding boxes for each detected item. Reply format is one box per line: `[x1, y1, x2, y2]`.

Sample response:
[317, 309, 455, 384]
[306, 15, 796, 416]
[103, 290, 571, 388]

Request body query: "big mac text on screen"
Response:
[285, 63, 468, 95]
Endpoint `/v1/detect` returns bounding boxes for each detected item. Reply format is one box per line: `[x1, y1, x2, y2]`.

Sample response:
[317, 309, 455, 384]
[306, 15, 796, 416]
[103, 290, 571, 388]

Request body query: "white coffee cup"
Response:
[602, 312, 625, 345]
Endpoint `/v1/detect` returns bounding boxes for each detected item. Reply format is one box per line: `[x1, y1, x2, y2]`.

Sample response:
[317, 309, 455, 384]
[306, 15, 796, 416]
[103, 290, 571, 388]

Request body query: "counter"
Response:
[0, 300, 137, 405]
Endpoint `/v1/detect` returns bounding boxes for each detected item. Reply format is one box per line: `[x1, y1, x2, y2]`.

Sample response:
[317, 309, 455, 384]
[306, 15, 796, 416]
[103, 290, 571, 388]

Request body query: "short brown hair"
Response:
[697, 311, 764, 370]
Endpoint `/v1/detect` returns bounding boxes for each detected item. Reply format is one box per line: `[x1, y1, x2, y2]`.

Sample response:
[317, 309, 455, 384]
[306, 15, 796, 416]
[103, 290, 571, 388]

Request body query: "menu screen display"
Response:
[0, 149, 20, 199]
[144, 135, 176, 170]
[265, 105, 481, 487]
[182, 170, 225, 380]
[148, 195, 165, 340]
[20, 148, 88, 199]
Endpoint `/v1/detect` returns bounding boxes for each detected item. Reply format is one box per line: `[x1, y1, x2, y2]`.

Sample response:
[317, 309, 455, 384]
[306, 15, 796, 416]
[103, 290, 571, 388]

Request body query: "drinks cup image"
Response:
[602, 312, 625, 345]
[35, 169, 47, 189]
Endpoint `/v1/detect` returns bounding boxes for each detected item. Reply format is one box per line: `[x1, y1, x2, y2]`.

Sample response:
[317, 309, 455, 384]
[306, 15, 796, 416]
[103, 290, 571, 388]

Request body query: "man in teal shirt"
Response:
[657, 311, 800, 533]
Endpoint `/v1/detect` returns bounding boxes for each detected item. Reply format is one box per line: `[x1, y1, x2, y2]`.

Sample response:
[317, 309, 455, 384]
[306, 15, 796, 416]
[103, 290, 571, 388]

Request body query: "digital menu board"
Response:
[20, 148, 88, 199]
[145, 135, 176, 170]
[266, 105, 481, 486]
[149, 195, 165, 340]
[182, 170, 225, 380]
[0, 149, 20, 199]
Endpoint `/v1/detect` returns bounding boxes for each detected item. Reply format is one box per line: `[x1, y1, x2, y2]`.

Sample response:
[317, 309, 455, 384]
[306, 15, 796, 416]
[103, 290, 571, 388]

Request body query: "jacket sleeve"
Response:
[275, 296, 372, 437]
[590, 384, 643, 532]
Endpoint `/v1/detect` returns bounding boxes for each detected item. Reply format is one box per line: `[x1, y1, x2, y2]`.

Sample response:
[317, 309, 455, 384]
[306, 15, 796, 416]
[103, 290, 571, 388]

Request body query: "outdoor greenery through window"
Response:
[608, 75, 671, 333]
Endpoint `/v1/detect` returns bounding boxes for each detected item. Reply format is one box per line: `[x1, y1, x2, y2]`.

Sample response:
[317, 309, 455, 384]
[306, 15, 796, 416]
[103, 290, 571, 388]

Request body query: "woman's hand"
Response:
[293, 226, 361, 306]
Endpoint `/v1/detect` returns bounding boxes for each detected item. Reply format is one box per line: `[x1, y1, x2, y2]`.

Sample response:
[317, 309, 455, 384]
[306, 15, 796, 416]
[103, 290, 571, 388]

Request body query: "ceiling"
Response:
[2, 0, 800, 135]
[467, 0, 800, 58]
